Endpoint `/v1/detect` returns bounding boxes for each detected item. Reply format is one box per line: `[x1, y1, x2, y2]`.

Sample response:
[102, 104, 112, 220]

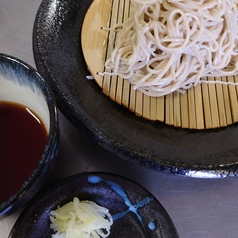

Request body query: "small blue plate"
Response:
[9, 172, 178, 238]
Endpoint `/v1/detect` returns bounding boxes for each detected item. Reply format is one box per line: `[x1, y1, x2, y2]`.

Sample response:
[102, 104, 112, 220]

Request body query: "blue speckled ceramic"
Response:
[9, 172, 179, 238]
[0, 53, 59, 219]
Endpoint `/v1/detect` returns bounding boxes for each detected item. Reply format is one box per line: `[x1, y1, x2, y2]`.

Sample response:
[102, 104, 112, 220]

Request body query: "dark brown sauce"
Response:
[0, 101, 48, 204]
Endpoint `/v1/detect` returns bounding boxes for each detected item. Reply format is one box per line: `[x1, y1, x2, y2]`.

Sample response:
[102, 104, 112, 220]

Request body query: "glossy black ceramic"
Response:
[9, 172, 179, 238]
[33, 0, 238, 178]
[0, 54, 59, 219]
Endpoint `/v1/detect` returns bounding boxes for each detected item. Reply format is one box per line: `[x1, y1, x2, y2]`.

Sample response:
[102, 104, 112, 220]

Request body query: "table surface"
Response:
[1, 0, 238, 237]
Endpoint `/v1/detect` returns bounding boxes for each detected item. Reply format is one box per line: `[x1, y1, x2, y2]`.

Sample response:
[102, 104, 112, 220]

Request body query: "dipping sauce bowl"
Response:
[0, 53, 59, 219]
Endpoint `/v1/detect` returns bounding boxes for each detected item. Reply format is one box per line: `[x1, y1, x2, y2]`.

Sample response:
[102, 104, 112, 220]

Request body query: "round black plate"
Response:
[9, 172, 179, 238]
[33, 0, 238, 177]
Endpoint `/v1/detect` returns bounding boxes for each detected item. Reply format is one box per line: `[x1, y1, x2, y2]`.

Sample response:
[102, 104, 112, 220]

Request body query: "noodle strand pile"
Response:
[100, 0, 238, 97]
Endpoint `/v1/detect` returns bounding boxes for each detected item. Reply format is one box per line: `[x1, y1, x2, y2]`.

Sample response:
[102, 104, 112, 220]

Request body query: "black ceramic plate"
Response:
[9, 172, 179, 238]
[33, 0, 238, 178]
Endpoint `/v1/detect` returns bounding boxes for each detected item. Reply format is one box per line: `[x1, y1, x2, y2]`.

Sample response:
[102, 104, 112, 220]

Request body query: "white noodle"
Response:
[100, 0, 238, 97]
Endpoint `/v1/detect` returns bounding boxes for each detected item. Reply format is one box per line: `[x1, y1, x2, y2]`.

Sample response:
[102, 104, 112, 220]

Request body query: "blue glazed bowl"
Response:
[0, 53, 59, 219]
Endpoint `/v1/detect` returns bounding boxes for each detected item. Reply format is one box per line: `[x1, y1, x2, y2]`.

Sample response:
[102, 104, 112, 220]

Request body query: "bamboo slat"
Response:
[215, 77, 227, 127]
[194, 83, 204, 129]
[173, 91, 181, 128]
[165, 93, 174, 126]
[228, 76, 238, 122]
[180, 92, 189, 128]
[129, 87, 136, 113]
[135, 91, 143, 117]
[156, 96, 165, 122]
[222, 76, 232, 125]
[121, 80, 130, 108]
[150, 97, 157, 121]
[143, 94, 150, 119]
[207, 77, 220, 128]
[188, 86, 196, 129]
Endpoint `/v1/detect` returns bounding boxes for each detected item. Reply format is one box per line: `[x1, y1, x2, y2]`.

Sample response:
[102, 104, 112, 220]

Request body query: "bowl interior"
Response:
[0, 58, 50, 133]
[0, 53, 58, 219]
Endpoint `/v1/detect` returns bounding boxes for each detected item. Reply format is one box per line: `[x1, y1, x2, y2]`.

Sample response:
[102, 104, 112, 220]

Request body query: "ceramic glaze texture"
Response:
[33, 0, 238, 177]
[9, 172, 179, 238]
[0, 60, 50, 132]
[0, 53, 59, 219]
[87, 175, 156, 230]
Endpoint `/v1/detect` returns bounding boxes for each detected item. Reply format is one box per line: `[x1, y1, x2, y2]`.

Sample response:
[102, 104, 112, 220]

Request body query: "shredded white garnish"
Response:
[50, 197, 113, 238]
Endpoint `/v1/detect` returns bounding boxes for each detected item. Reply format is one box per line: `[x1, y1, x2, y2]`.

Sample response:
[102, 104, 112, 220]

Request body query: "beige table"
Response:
[1, 0, 238, 237]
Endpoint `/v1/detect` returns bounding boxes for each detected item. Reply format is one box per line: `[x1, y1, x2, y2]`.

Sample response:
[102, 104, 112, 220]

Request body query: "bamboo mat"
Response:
[81, 0, 238, 129]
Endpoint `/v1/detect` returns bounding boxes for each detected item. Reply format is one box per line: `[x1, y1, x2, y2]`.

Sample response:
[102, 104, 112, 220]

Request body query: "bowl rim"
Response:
[0, 53, 59, 218]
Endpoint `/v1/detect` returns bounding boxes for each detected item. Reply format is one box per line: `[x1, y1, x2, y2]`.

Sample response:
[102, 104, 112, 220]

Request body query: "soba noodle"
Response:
[99, 0, 238, 97]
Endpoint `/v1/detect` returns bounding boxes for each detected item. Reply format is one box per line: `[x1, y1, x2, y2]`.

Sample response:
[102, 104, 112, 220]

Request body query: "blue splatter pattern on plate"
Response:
[9, 172, 179, 238]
